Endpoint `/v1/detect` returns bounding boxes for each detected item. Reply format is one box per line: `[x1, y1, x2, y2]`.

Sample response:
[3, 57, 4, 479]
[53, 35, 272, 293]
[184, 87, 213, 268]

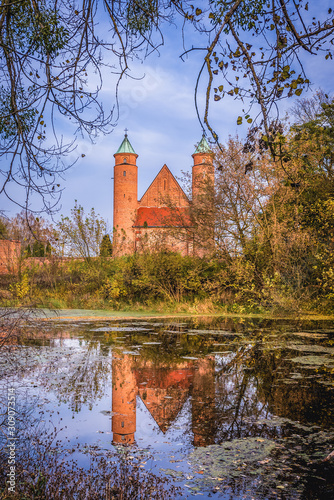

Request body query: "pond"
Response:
[1, 316, 334, 499]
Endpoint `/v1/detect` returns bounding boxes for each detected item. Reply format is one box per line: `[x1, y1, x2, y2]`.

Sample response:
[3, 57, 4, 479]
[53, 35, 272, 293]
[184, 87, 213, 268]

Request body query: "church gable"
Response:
[139, 164, 189, 208]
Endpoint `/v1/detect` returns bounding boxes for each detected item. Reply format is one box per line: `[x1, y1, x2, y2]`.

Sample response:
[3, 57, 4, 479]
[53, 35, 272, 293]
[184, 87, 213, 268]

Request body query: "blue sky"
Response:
[1, 5, 333, 229]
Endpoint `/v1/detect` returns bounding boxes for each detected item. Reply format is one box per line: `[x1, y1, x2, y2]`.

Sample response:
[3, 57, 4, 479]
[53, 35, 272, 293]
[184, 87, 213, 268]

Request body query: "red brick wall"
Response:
[139, 164, 188, 208]
[0, 240, 21, 274]
[192, 151, 214, 201]
[135, 227, 192, 255]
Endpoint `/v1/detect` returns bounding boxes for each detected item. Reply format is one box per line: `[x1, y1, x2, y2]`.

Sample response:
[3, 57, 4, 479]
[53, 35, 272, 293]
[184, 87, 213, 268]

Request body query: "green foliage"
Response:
[99, 234, 113, 257]
[2, 0, 69, 57]
[45, 241, 52, 256]
[0, 87, 38, 139]
[3, 251, 264, 312]
[292, 100, 334, 176]
[25, 244, 32, 257]
[32, 240, 45, 257]
[126, 0, 158, 34]
[0, 218, 7, 238]
[210, 0, 267, 31]
[0, 0, 68, 140]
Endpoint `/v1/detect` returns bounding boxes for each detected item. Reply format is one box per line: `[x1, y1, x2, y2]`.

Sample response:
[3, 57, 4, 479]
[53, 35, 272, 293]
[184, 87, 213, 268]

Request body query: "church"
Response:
[113, 132, 214, 256]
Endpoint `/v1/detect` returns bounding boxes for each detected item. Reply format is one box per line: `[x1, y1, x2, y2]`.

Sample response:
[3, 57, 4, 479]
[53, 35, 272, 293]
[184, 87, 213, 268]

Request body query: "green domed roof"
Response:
[116, 133, 136, 154]
[194, 135, 212, 154]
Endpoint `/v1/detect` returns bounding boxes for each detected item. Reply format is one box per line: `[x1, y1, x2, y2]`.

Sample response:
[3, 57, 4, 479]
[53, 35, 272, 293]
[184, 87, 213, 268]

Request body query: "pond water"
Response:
[1, 316, 334, 499]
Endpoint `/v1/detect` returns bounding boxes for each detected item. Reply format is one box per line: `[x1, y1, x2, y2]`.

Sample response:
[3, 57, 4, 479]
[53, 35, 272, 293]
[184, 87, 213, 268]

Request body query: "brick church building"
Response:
[113, 132, 214, 255]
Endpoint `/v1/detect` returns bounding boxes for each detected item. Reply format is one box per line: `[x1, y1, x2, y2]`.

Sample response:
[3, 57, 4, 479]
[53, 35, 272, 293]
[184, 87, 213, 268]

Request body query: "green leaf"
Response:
[295, 89, 303, 96]
[218, 85, 224, 92]
[237, 116, 242, 125]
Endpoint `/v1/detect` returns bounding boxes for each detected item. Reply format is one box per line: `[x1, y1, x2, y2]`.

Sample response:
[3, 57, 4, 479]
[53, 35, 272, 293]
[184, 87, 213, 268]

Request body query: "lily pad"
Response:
[290, 355, 334, 366]
[160, 468, 184, 478]
[287, 344, 334, 354]
[287, 332, 329, 339]
[189, 437, 277, 479]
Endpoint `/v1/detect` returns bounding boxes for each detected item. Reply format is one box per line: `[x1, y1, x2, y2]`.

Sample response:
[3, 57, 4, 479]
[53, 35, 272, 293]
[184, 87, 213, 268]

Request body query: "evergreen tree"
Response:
[32, 240, 45, 257]
[99, 234, 113, 257]
[45, 241, 52, 256]
[0, 218, 7, 238]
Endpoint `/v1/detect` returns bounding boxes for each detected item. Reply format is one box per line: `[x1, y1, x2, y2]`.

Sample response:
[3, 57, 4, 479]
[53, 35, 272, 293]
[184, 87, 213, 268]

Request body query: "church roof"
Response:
[194, 135, 212, 154]
[134, 207, 191, 228]
[139, 164, 189, 206]
[116, 133, 136, 154]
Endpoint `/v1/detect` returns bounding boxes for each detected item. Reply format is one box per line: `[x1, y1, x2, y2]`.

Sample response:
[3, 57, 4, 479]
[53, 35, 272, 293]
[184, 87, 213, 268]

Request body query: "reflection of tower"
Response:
[192, 356, 216, 447]
[112, 353, 137, 444]
[111, 352, 216, 447]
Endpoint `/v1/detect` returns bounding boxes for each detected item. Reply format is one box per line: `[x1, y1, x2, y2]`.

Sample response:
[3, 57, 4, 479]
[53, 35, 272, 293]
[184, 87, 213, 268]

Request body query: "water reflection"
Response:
[112, 353, 137, 444]
[1, 317, 333, 499]
[112, 353, 217, 446]
[108, 338, 333, 450]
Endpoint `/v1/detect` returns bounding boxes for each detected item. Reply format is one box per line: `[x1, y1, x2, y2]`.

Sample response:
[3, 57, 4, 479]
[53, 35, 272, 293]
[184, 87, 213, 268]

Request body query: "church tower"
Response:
[192, 135, 214, 202]
[192, 135, 215, 256]
[113, 132, 138, 255]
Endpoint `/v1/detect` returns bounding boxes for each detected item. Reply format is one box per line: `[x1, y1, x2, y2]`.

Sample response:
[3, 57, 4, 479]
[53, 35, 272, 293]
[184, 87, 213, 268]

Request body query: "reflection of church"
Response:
[112, 353, 216, 446]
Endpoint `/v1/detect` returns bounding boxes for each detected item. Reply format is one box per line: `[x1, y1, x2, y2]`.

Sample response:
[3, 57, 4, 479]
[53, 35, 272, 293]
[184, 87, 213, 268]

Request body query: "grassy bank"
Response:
[0, 252, 332, 316]
[23, 308, 334, 323]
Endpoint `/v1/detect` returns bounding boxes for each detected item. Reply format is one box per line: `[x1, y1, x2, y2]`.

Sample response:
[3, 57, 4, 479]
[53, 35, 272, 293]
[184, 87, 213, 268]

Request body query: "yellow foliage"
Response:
[103, 278, 127, 301]
[9, 273, 30, 299]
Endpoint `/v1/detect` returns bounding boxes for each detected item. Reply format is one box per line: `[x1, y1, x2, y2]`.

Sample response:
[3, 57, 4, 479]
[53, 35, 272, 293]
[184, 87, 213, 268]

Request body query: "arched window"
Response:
[123, 157, 127, 163]
[163, 179, 167, 190]
[123, 171, 126, 177]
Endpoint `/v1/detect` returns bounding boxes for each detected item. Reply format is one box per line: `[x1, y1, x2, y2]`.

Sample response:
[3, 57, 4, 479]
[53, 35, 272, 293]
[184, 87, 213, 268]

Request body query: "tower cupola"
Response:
[193, 135, 211, 155]
[114, 131, 138, 166]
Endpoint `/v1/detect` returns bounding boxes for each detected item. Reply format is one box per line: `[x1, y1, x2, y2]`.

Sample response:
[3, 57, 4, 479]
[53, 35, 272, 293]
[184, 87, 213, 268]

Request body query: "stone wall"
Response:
[0, 240, 21, 274]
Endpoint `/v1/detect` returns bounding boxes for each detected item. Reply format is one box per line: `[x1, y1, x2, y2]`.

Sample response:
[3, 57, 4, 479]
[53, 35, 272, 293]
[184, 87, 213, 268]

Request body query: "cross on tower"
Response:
[124, 128, 128, 137]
